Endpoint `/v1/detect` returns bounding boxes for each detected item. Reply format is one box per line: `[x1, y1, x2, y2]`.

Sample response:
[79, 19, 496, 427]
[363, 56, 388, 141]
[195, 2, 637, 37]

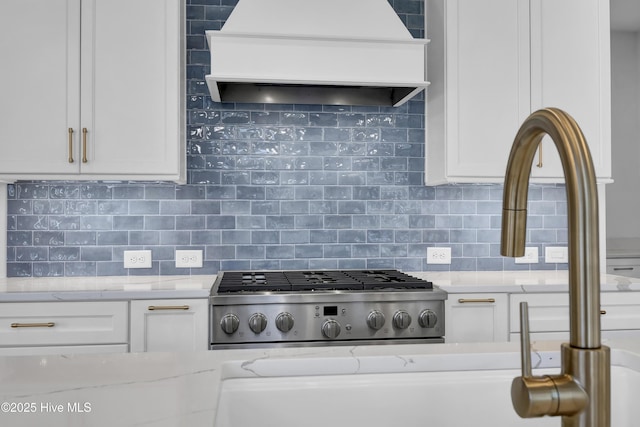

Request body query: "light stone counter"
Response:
[1, 271, 639, 302]
[1, 339, 640, 427]
[408, 270, 640, 293]
[0, 275, 215, 302]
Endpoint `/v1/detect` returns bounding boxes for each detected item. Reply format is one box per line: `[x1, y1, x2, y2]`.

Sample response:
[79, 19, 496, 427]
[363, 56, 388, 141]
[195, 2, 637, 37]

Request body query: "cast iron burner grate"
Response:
[214, 269, 433, 293]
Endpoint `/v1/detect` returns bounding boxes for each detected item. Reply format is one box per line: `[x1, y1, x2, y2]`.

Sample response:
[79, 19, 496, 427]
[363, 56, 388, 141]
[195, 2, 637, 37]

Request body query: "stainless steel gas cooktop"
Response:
[209, 270, 447, 349]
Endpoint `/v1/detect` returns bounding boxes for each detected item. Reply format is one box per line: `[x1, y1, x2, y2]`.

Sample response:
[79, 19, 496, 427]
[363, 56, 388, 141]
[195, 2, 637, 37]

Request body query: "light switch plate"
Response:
[545, 246, 569, 263]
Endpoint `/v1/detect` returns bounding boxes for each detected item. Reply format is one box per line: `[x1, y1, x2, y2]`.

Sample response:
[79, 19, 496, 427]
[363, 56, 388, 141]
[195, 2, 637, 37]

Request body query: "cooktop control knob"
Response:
[367, 310, 386, 330]
[393, 310, 412, 329]
[322, 319, 341, 339]
[418, 309, 438, 328]
[249, 313, 268, 334]
[275, 312, 295, 332]
[220, 313, 240, 335]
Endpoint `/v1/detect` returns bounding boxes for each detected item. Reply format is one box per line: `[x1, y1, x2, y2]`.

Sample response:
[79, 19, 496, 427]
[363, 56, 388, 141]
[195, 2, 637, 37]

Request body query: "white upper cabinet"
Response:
[425, 0, 611, 185]
[0, 0, 185, 183]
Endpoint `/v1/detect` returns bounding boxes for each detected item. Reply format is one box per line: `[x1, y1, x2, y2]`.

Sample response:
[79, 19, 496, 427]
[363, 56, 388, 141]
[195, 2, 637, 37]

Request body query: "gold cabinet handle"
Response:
[148, 305, 190, 311]
[68, 128, 74, 163]
[11, 322, 55, 328]
[600, 310, 606, 315]
[536, 143, 543, 168]
[458, 298, 496, 304]
[82, 128, 88, 163]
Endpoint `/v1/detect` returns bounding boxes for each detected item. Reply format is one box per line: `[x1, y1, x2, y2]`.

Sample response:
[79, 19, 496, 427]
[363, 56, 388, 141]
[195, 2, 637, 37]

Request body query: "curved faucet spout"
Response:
[501, 108, 600, 349]
[502, 108, 610, 427]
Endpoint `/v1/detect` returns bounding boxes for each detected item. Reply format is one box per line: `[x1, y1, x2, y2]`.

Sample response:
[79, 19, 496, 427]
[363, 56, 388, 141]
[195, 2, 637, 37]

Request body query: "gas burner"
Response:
[241, 273, 267, 284]
[286, 271, 363, 291]
[216, 271, 292, 293]
[345, 270, 433, 290]
[213, 269, 433, 293]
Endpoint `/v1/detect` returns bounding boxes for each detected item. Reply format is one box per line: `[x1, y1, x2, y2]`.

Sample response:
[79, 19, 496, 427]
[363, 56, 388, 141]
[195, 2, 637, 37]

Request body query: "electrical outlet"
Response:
[175, 250, 203, 268]
[123, 250, 152, 268]
[515, 247, 539, 264]
[545, 246, 569, 263]
[426, 247, 451, 265]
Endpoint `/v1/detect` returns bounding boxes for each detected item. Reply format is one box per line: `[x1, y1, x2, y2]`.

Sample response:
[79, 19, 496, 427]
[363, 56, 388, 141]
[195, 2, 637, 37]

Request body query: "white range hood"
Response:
[205, 0, 429, 107]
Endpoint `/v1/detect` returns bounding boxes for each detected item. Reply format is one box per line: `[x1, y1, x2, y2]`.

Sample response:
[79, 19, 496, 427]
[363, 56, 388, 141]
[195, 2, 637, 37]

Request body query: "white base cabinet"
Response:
[0, 298, 209, 355]
[130, 299, 208, 352]
[0, 301, 128, 356]
[445, 290, 640, 344]
[445, 293, 509, 343]
[510, 292, 640, 342]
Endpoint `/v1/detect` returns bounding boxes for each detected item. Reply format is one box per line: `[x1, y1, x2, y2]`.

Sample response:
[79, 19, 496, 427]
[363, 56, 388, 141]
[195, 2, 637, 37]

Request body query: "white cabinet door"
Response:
[529, 0, 611, 180]
[0, 0, 185, 183]
[509, 293, 568, 341]
[425, 0, 611, 185]
[80, 0, 184, 178]
[130, 299, 208, 352]
[0, 0, 80, 175]
[426, 0, 530, 184]
[445, 293, 509, 343]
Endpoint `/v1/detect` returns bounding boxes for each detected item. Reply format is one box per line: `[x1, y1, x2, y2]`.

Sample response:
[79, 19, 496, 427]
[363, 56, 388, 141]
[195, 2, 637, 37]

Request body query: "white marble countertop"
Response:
[1, 271, 639, 302]
[409, 270, 640, 293]
[1, 338, 639, 427]
[607, 237, 640, 258]
[0, 275, 215, 302]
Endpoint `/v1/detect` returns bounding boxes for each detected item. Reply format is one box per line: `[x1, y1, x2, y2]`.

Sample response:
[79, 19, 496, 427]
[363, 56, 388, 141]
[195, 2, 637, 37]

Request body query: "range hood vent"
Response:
[205, 0, 429, 107]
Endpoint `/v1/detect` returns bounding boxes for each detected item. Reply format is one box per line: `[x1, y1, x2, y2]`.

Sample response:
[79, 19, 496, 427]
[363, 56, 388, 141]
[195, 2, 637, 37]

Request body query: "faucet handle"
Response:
[512, 301, 588, 418]
[519, 301, 532, 378]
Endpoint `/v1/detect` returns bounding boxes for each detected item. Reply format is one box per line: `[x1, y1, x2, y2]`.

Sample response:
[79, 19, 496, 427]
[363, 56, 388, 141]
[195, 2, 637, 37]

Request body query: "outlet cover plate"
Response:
[176, 250, 203, 268]
[124, 250, 152, 268]
[515, 247, 539, 264]
[426, 247, 451, 265]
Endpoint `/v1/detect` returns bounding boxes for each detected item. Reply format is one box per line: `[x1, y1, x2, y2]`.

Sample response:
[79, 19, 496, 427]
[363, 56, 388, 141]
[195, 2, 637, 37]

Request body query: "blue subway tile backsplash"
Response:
[5, 0, 568, 277]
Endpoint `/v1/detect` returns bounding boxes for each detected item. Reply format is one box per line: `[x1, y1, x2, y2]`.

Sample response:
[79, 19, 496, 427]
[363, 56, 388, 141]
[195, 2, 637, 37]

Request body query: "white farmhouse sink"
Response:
[214, 347, 640, 427]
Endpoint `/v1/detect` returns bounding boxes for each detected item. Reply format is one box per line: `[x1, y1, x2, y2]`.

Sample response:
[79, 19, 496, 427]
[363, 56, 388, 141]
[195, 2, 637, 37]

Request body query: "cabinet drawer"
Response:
[607, 258, 640, 278]
[510, 293, 640, 333]
[0, 301, 128, 347]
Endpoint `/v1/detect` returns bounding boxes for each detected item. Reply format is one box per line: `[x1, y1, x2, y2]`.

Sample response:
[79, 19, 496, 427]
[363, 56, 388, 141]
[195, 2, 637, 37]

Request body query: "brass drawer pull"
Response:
[11, 322, 55, 328]
[68, 128, 74, 163]
[600, 310, 606, 315]
[458, 298, 496, 304]
[536, 143, 543, 168]
[148, 305, 190, 311]
[82, 128, 88, 163]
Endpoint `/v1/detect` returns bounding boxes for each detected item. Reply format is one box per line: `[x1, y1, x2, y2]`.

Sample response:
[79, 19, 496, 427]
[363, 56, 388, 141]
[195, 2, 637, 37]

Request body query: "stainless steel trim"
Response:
[210, 288, 447, 305]
[210, 337, 445, 350]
